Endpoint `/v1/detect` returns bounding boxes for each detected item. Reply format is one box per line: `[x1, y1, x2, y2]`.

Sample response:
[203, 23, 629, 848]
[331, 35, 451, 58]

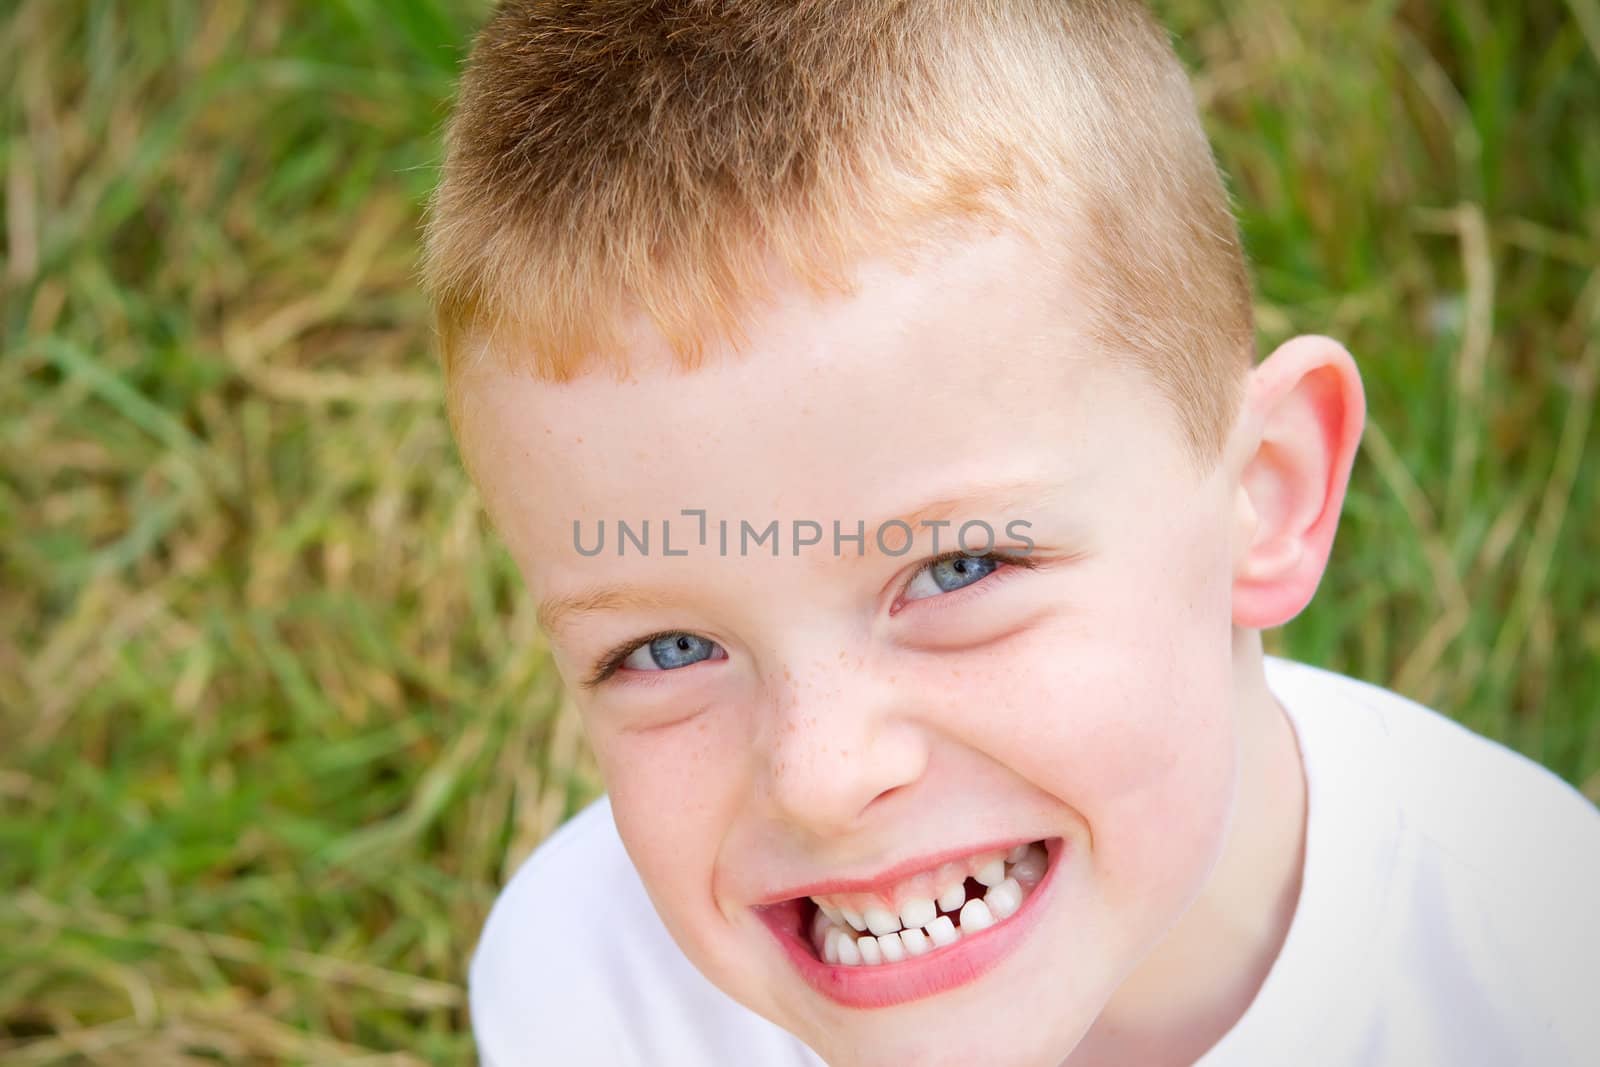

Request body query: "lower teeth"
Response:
[812, 842, 1047, 966]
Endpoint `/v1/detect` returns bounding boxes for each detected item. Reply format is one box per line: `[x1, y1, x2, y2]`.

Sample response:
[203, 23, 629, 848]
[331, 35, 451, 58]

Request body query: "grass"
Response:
[2, 0, 1596, 1061]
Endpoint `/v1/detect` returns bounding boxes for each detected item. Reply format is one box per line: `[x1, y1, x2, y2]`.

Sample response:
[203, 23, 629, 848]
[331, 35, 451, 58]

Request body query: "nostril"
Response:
[868, 782, 911, 808]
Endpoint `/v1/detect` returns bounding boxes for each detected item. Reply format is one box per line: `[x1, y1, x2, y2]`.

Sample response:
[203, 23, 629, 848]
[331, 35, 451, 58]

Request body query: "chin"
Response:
[714, 837, 1129, 1067]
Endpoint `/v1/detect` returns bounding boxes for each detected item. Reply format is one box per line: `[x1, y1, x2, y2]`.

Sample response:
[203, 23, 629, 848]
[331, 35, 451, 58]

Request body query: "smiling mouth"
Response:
[756, 837, 1063, 1009]
[799, 840, 1051, 966]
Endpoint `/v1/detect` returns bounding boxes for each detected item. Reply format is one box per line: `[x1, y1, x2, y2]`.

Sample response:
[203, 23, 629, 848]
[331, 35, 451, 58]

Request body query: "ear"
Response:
[1230, 335, 1366, 629]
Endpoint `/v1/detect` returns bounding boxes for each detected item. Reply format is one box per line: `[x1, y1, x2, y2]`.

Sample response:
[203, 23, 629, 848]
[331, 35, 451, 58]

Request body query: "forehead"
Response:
[456, 229, 1185, 597]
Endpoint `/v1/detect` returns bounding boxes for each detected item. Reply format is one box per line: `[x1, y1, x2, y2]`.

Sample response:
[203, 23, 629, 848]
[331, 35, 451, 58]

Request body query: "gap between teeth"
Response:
[812, 842, 1046, 966]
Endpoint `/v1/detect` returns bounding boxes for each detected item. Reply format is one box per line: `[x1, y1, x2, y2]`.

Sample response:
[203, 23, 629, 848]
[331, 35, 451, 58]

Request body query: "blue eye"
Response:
[902, 552, 1001, 602]
[620, 633, 723, 672]
[584, 550, 1028, 689]
[583, 630, 729, 688]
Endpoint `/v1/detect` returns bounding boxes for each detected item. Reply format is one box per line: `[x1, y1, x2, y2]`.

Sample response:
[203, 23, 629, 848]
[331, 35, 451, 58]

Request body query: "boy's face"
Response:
[460, 229, 1256, 1065]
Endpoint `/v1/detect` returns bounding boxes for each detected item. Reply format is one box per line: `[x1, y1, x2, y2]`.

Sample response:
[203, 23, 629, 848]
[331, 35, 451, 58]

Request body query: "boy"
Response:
[424, 2, 1600, 1064]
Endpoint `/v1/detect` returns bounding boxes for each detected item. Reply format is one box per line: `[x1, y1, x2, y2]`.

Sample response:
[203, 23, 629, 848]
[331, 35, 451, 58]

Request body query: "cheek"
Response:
[962, 531, 1240, 898]
[592, 718, 748, 936]
[988, 624, 1236, 845]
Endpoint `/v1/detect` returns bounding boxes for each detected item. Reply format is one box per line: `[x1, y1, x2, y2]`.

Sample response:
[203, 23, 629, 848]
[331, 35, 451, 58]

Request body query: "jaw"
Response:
[1070, 637, 1307, 1060]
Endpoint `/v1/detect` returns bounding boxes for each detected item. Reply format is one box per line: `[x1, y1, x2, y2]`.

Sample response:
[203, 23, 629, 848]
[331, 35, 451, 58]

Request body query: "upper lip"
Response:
[752, 836, 1039, 906]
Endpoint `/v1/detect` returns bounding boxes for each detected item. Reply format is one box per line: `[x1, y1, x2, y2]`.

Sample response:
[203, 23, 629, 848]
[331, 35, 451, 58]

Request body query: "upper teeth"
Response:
[974, 858, 1006, 887]
[862, 906, 900, 937]
[810, 841, 1048, 967]
[898, 897, 937, 929]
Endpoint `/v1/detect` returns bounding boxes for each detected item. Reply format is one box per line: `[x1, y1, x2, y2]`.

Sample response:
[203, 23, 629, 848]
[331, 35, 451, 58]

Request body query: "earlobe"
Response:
[1231, 335, 1366, 629]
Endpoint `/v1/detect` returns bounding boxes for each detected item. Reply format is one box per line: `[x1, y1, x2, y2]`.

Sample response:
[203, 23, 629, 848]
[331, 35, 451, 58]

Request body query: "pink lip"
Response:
[754, 837, 1041, 904]
[754, 838, 1063, 1010]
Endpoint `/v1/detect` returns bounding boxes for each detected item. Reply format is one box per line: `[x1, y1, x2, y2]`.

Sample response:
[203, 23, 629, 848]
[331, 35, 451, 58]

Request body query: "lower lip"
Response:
[755, 838, 1064, 1010]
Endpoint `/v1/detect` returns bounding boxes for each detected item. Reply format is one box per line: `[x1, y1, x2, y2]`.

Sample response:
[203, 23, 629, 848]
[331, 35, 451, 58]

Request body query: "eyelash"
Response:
[579, 549, 1038, 690]
[889, 547, 1039, 615]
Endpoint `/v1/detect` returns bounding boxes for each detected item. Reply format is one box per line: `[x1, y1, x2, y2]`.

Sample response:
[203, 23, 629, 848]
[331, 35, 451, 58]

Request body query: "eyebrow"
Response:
[537, 585, 678, 638]
[535, 477, 1060, 638]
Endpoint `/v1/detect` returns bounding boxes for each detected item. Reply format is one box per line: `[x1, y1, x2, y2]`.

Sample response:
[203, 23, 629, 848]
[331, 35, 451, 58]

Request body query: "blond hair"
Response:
[424, 0, 1255, 461]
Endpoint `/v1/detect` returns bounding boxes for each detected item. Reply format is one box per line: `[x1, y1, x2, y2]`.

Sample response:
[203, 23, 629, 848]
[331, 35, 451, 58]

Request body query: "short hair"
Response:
[424, 0, 1255, 462]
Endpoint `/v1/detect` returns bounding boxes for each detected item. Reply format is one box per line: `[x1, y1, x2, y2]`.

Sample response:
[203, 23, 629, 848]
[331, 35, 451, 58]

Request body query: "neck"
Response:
[1068, 631, 1307, 1067]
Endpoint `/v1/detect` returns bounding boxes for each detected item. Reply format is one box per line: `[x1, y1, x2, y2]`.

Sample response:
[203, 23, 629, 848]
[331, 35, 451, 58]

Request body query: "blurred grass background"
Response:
[2, 0, 1596, 1062]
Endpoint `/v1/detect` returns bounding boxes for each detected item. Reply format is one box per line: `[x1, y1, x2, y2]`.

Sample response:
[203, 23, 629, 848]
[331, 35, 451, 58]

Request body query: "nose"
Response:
[758, 648, 929, 838]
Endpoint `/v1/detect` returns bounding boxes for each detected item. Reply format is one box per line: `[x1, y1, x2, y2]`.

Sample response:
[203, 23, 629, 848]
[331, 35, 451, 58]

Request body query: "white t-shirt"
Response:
[469, 657, 1600, 1066]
